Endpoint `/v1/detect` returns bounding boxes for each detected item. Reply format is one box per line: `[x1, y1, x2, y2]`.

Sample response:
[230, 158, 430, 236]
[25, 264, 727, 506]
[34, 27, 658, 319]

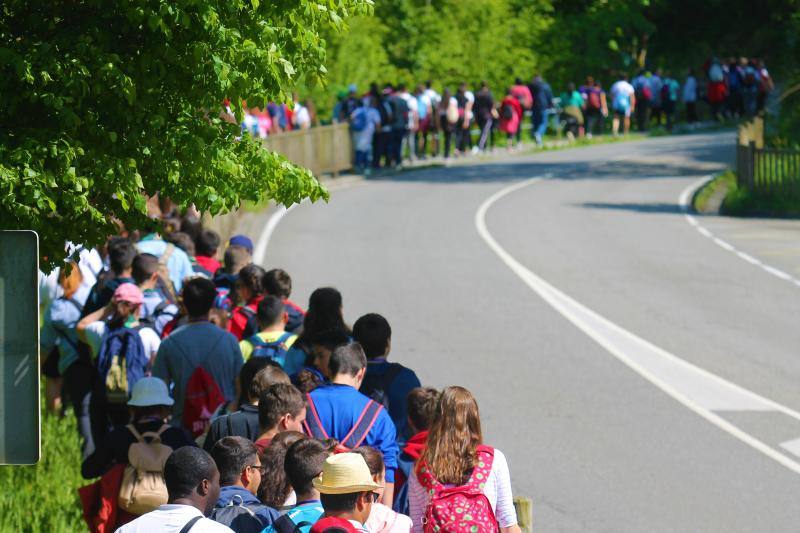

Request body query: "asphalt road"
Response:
[259, 132, 800, 532]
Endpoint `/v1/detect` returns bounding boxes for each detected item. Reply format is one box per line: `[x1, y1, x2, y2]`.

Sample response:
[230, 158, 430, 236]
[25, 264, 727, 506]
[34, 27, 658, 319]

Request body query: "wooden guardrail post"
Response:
[514, 496, 533, 532]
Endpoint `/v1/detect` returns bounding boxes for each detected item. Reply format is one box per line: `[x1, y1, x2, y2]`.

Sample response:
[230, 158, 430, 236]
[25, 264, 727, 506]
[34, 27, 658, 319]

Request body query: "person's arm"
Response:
[81, 430, 120, 479]
[76, 303, 112, 343]
[371, 410, 399, 504]
[601, 92, 608, 116]
[492, 450, 520, 531]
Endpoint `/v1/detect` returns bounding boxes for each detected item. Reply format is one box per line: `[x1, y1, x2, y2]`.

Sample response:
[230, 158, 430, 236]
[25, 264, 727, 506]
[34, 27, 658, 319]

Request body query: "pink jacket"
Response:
[366, 503, 412, 533]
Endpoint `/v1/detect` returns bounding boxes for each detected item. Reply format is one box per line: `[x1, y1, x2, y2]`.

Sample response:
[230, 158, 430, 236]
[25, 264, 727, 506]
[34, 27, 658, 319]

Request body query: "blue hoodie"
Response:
[214, 486, 279, 529]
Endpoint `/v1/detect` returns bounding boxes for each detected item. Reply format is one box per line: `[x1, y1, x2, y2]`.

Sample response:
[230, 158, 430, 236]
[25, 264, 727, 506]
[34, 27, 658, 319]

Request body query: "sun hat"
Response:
[228, 234, 254, 254]
[113, 283, 144, 305]
[127, 377, 175, 407]
[313, 453, 381, 494]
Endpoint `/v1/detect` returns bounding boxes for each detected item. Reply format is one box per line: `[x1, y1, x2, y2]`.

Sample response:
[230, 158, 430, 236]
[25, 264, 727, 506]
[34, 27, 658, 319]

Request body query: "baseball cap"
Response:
[310, 517, 358, 533]
[228, 234, 254, 254]
[113, 283, 144, 305]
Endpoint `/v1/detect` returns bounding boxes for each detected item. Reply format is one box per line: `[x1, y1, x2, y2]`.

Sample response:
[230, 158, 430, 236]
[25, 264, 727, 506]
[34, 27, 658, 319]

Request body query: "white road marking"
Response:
[476, 176, 800, 475]
[781, 438, 800, 458]
[253, 205, 296, 266]
[253, 177, 364, 266]
[678, 176, 800, 288]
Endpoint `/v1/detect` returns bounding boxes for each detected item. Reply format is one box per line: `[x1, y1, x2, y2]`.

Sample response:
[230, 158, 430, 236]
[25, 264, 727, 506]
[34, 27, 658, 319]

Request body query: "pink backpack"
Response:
[417, 445, 498, 533]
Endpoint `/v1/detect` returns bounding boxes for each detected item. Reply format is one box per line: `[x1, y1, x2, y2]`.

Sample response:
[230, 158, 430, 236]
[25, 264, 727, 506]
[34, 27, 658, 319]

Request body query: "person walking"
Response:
[498, 88, 523, 149]
[683, 68, 699, 124]
[407, 386, 521, 533]
[529, 75, 553, 147]
[473, 81, 496, 152]
[610, 74, 636, 136]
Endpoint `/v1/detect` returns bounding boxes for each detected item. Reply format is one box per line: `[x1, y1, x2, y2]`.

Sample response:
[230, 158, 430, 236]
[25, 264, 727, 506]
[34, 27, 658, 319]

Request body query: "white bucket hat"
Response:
[313, 453, 381, 494]
[128, 377, 175, 407]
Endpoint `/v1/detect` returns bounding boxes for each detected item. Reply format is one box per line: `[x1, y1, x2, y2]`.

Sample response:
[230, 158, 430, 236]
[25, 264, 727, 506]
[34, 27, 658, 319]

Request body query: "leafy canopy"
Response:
[0, 0, 372, 270]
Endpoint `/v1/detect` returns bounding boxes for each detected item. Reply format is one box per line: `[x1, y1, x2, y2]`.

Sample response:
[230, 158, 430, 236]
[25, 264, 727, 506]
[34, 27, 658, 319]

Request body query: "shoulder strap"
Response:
[302, 394, 329, 440]
[126, 424, 145, 443]
[178, 515, 202, 533]
[465, 446, 495, 489]
[341, 400, 383, 449]
[277, 332, 293, 344]
[62, 297, 84, 314]
[160, 243, 175, 266]
[248, 334, 268, 347]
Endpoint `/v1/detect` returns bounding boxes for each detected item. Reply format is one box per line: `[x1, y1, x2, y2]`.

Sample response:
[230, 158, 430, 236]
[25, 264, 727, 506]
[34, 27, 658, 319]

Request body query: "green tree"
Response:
[0, 0, 371, 271]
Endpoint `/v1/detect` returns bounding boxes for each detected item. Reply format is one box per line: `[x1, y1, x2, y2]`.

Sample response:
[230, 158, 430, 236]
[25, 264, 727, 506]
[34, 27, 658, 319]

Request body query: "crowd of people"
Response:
[235, 56, 774, 172]
[39, 214, 523, 532]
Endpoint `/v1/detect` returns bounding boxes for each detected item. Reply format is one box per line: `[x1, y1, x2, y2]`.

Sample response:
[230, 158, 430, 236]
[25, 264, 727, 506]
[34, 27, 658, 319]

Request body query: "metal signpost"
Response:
[0, 230, 40, 464]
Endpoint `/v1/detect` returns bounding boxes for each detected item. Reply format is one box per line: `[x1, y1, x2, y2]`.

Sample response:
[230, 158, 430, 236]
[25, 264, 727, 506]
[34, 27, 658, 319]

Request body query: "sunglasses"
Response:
[249, 464, 267, 475]
[370, 492, 381, 503]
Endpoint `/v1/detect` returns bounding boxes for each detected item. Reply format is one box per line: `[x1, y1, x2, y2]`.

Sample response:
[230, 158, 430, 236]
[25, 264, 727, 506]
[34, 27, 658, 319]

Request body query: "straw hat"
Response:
[313, 453, 381, 494]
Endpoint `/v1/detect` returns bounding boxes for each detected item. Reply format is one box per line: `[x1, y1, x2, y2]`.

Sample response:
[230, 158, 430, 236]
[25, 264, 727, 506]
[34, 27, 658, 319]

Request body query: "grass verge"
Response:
[693, 169, 800, 218]
[0, 401, 87, 532]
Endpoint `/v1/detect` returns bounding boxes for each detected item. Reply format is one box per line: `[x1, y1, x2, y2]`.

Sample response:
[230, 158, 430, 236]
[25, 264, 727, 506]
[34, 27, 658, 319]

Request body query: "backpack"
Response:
[248, 332, 293, 362]
[95, 325, 151, 404]
[744, 67, 757, 87]
[350, 109, 368, 132]
[140, 300, 177, 333]
[155, 243, 178, 303]
[417, 446, 498, 533]
[271, 513, 313, 533]
[377, 99, 394, 125]
[635, 82, 652, 103]
[709, 63, 724, 82]
[209, 493, 272, 533]
[303, 394, 383, 453]
[446, 100, 460, 125]
[359, 364, 404, 410]
[587, 89, 602, 110]
[118, 424, 172, 515]
[501, 103, 514, 120]
[239, 305, 260, 340]
[183, 363, 226, 437]
[390, 96, 409, 130]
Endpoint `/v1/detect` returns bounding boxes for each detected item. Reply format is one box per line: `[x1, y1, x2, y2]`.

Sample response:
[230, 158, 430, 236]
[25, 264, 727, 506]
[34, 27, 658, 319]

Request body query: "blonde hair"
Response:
[59, 262, 83, 299]
[418, 386, 482, 485]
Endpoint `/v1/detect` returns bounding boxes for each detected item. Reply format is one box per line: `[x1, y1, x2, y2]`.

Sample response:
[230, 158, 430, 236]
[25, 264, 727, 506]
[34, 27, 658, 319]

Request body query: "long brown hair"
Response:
[418, 386, 483, 485]
[59, 262, 83, 299]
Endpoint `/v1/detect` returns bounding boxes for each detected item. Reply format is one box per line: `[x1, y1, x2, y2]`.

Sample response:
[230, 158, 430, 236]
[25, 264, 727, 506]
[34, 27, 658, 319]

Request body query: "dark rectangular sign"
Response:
[0, 230, 40, 464]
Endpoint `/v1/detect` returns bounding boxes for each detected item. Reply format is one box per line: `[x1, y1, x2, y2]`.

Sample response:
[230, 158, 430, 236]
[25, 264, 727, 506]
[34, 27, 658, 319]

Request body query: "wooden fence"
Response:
[737, 116, 800, 195]
[262, 122, 352, 177]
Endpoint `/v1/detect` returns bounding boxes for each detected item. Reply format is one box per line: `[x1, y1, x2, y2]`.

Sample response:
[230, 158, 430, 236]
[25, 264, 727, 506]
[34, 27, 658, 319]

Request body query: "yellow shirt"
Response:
[239, 330, 298, 361]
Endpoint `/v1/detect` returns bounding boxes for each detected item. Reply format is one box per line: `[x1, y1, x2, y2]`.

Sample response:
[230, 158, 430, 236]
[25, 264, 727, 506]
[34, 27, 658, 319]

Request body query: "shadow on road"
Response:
[366, 133, 735, 185]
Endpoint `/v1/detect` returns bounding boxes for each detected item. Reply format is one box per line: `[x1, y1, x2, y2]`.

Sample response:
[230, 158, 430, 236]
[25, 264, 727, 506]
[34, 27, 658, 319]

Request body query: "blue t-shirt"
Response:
[153, 322, 243, 425]
[308, 383, 399, 482]
[364, 360, 421, 441]
[262, 500, 324, 533]
[136, 236, 194, 292]
[40, 284, 91, 373]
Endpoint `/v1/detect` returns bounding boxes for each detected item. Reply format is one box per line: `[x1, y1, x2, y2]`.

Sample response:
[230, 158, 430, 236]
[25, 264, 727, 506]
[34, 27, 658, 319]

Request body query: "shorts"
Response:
[613, 106, 631, 118]
[42, 347, 61, 378]
[418, 116, 431, 133]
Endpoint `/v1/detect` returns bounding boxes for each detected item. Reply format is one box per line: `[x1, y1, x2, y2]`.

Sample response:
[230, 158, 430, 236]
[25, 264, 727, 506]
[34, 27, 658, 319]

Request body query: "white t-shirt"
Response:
[85, 321, 161, 361]
[115, 504, 233, 532]
[400, 91, 418, 129]
[293, 104, 311, 129]
[610, 80, 635, 108]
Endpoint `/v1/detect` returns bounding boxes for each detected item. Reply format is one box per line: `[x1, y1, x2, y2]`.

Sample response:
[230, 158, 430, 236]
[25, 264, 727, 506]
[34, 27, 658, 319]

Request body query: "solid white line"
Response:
[253, 205, 296, 266]
[476, 176, 800, 475]
[678, 176, 800, 288]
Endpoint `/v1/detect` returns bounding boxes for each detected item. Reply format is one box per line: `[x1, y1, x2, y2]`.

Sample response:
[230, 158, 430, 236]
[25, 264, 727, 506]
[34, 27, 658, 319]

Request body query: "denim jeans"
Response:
[532, 109, 550, 145]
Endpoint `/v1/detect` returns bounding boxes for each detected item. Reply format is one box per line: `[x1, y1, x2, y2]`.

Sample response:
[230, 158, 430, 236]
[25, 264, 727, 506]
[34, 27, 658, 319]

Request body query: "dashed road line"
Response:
[678, 176, 800, 288]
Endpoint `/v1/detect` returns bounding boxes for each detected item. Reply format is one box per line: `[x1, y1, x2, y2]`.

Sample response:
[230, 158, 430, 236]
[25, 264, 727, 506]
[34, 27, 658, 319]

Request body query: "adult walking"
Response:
[529, 75, 553, 147]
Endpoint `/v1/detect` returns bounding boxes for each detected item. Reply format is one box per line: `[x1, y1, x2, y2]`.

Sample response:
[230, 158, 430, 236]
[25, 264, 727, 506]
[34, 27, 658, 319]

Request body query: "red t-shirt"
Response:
[195, 255, 221, 275]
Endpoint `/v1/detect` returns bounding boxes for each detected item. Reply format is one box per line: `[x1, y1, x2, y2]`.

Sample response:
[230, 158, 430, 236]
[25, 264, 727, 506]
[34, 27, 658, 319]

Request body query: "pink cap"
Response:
[113, 283, 144, 305]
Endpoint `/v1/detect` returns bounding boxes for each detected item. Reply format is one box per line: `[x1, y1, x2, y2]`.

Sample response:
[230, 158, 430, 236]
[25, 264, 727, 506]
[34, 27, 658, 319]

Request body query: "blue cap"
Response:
[228, 234, 254, 254]
[348, 83, 357, 93]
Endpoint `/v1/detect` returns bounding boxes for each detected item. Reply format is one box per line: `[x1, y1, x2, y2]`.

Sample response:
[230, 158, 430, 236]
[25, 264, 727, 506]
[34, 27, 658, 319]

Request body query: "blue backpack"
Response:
[350, 108, 368, 132]
[95, 325, 151, 403]
[248, 332, 293, 363]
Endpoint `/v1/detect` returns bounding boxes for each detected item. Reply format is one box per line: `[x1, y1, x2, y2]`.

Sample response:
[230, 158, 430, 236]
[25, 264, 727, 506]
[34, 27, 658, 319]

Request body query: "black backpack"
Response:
[501, 103, 514, 120]
[210, 494, 272, 533]
[239, 306, 260, 339]
[360, 364, 404, 410]
[271, 513, 313, 533]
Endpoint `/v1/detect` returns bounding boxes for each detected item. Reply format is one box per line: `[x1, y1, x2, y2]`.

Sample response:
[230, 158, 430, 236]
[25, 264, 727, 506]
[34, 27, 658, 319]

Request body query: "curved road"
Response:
[261, 132, 800, 532]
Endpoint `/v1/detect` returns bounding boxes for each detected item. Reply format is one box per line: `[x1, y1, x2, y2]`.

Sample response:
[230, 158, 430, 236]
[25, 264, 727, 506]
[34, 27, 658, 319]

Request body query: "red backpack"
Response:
[183, 366, 226, 437]
[417, 446, 498, 533]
